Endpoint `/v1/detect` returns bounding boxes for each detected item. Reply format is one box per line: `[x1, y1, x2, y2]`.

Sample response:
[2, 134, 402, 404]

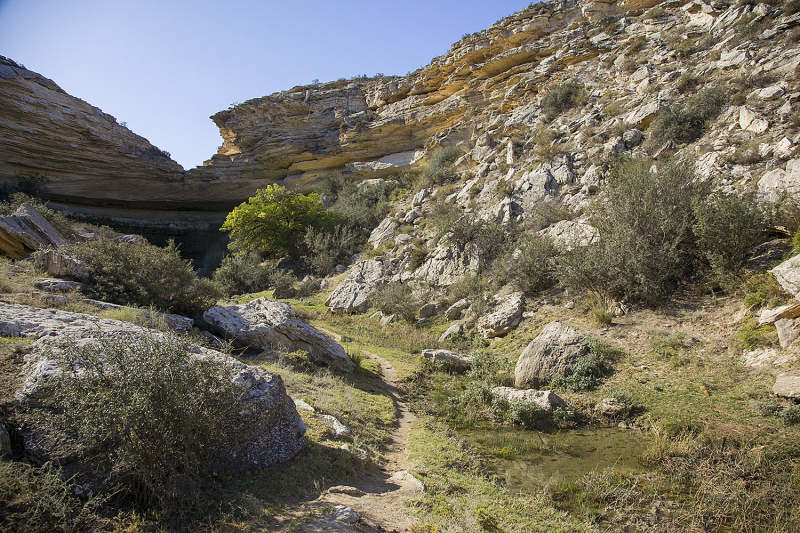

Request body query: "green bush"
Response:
[542, 81, 586, 119]
[368, 281, 420, 322]
[493, 233, 557, 296]
[213, 251, 274, 296]
[743, 272, 792, 308]
[693, 191, 766, 288]
[558, 158, 700, 305]
[508, 399, 546, 429]
[421, 146, 462, 185]
[645, 86, 727, 150]
[221, 184, 339, 258]
[297, 225, 361, 276]
[34, 332, 247, 510]
[551, 350, 612, 392]
[70, 238, 221, 317]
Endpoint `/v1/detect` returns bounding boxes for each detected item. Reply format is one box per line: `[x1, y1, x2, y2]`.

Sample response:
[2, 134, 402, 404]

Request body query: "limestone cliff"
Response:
[0, 57, 187, 209]
[2, 0, 800, 232]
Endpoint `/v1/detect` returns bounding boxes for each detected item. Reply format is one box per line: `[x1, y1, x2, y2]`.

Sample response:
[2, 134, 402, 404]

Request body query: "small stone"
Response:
[321, 414, 351, 439]
[328, 485, 365, 496]
[331, 505, 359, 524]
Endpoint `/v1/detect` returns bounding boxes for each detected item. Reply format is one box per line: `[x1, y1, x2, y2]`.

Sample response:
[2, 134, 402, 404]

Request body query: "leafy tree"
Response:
[221, 184, 338, 258]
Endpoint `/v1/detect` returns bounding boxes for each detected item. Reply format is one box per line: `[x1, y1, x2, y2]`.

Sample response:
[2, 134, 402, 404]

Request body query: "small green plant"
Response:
[693, 190, 767, 290]
[493, 234, 557, 296]
[645, 86, 727, 150]
[743, 272, 792, 309]
[421, 146, 462, 185]
[736, 316, 776, 350]
[542, 81, 587, 120]
[589, 292, 614, 326]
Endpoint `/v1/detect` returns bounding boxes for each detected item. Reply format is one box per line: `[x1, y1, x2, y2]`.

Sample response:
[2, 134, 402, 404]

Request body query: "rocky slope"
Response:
[2, 0, 800, 234]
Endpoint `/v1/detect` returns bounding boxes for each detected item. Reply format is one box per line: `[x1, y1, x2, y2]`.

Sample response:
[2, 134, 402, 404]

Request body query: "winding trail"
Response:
[267, 329, 420, 532]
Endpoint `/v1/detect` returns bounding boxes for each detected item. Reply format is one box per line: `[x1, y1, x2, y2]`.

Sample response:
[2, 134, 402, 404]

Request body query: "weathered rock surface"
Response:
[770, 254, 800, 299]
[321, 414, 352, 439]
[3, 302, 306, 471]
[31, 249, 88, 281]
[82, 299, 194, 332]
[445, 298, 470, 320]
[439, 322, 464, 342]
[515, 321, 591, 389]
[326, 259, 396, 314]
[757, 302, 800, 327]
[34, 278, 84, 292]
[477, 292, 525, 338]
[421, 349, 472, 371]
[0, 203, 63, 259]
[775, 319, 800, 349]
[204, 297, 354, 372]
[538, 219, 598, 251]
[490, 386, 567, 413]
[773, 373, 800, 398]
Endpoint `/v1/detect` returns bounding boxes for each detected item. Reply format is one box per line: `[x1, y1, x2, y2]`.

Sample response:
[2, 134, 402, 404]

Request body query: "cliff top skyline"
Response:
[0, 0, 532, 169]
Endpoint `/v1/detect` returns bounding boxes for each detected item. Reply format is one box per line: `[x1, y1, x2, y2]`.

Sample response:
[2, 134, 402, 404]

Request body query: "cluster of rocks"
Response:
[1, 302, 307, 473]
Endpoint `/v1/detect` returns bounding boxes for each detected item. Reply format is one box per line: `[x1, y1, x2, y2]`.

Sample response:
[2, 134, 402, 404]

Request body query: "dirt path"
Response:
[267, 330, 420, 532]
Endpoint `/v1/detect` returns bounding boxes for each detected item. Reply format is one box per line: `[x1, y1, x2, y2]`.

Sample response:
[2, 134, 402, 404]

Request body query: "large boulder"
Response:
[368, 218, 399, 250]
[3, 302, 306, 473]
[515, 321, 591, 389]
[421, 349, 471, 371]
[758, 159, 800, 203]
[490, 386, 567, 414]
[204, 297, 354, 372]
[0, 203, 64, 259]
[477, 292, 525, 338]
[326, 259, 395, 314]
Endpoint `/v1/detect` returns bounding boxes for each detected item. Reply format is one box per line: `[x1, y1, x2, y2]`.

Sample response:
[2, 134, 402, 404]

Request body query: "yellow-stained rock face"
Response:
[1, 0, 677, 226]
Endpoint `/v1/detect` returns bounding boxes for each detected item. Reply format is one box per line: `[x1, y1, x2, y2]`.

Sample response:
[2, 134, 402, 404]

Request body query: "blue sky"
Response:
[0, 0, 533, 169]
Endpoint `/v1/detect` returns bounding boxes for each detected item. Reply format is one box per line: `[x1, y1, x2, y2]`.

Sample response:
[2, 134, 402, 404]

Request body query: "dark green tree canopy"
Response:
[221, 184, 339, 258]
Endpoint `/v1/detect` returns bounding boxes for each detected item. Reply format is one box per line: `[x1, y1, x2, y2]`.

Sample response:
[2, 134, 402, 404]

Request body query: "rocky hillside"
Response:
[5, 0, 799, 235]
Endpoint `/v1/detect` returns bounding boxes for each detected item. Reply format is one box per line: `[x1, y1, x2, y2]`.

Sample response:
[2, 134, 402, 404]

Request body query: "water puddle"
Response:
[461, 426, 651, 489]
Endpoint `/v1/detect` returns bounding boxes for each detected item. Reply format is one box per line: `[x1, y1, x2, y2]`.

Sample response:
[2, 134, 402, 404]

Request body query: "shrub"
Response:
[551, 350, 612, 392]
[542, 81, 586, 119]
[421, 146, 462, 185]
[368, 281, 419, 322]
[743, 272, 792, 308]
[508, 399, 546, 429]
[71, 239, 220, 317]
[676, 72, 701, 94]
[693, 191, 767, 288]
[558, 158, 700, 305]
[297, 225, 361, 276]
[0, 460, 100, 532]
[34, 332, 247, 509]
[213, 251, 274, 296]
[493, 233, 557, 296]
[645, 86, 727, 150]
